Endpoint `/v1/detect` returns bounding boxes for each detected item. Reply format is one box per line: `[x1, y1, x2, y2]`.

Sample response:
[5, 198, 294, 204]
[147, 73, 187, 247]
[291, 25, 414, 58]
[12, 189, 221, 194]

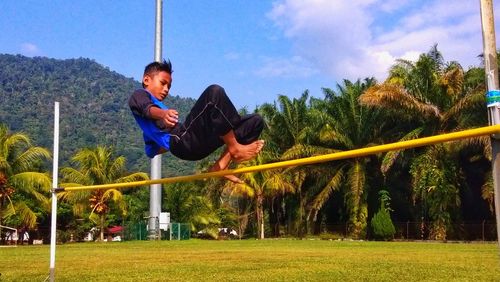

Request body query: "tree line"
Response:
[0, 46, 496, 243]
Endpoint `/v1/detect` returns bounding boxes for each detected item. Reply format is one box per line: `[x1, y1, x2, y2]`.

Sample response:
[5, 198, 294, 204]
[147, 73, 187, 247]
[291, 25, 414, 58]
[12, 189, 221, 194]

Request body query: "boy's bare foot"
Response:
[223, 174, 244, 184]
[208, 149, 243, 184]
[208, 161, 243, 184]
[229, 140, 265, 163]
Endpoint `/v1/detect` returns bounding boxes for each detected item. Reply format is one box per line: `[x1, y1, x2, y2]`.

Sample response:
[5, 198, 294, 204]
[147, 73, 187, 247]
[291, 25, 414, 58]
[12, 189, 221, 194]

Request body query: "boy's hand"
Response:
[162, 109, 179, 128]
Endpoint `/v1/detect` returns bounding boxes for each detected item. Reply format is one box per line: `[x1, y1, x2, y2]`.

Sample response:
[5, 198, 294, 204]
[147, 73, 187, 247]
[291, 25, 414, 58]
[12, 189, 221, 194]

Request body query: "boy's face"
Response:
[143, 71, 172, 101]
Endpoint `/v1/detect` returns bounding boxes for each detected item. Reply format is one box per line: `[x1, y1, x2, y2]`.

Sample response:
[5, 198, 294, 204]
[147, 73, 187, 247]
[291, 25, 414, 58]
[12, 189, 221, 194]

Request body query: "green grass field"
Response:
[1, 239, 499, 281]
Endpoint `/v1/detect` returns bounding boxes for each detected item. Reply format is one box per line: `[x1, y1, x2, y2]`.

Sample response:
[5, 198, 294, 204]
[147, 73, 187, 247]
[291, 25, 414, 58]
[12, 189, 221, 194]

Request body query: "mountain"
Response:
[0, 54, 197, 176]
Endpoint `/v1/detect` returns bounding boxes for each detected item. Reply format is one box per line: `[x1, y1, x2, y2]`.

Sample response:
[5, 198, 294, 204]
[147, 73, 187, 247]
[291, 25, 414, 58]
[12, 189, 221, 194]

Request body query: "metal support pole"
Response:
[154, 0, 163, 63]
[480, 0, 500, 250]
[49, 102, 60, 282]
[149, 0, 163, 240]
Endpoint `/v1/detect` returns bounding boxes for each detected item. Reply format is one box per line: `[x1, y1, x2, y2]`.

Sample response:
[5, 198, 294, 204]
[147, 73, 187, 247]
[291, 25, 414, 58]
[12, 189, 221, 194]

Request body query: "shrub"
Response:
[370, 208, 396, 240]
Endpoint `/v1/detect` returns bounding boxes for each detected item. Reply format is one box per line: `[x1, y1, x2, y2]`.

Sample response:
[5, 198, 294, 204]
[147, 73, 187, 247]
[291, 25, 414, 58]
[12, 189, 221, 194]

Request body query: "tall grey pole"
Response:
[480, 0, 500, 250]
[149, 0, 163, 240]
[49, 102, 60, 282]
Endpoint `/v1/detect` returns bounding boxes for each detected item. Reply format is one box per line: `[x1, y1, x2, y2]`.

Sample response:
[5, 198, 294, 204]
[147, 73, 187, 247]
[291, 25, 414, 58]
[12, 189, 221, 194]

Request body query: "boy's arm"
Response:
[149, 107, 178, 128]
[129, 90, 178, 128]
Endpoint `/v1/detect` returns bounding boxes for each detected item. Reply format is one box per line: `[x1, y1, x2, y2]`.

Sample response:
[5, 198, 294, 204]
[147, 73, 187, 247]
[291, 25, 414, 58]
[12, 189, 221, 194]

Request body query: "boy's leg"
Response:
[209, 114, 264, 183]
[208, 148, 244, 184]
[222, 129, 264, 163]
[170, 85, 264, 162]
[233, 114, 264, 145]
[169, 85, 238, 160]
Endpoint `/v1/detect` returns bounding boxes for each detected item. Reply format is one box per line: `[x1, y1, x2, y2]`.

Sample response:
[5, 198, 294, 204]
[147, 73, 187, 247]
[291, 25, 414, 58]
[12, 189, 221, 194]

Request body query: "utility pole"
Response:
[479, 0, 500, 250]
[149, 0, 163, 240]
[49, 102, 60, 281]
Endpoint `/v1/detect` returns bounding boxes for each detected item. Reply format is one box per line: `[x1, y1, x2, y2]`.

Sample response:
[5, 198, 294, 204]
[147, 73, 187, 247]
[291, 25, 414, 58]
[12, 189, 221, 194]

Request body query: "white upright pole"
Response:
[49, 101, 60, 282]
[480, 0, 500, 250]
[149, 0, 163, 240]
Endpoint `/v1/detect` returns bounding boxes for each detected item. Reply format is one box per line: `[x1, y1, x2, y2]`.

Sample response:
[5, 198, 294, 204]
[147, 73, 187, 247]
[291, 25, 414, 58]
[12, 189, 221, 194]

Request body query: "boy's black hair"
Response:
[142, 59, 173, 88]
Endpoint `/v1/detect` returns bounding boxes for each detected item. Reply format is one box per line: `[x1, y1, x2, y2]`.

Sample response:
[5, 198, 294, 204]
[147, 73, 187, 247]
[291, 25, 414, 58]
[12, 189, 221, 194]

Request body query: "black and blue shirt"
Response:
[128, 89, 170, 158]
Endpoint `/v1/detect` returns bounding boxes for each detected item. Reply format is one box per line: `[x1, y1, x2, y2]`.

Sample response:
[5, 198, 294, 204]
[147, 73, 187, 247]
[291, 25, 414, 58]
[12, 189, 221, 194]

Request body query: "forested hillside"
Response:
[0, 54, 197, 175]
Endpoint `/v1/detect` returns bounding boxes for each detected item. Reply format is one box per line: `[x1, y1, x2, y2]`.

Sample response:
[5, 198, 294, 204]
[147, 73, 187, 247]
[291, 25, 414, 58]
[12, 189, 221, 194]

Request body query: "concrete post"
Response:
[149, 0, 163, 240]
[479, 0, 500, 250]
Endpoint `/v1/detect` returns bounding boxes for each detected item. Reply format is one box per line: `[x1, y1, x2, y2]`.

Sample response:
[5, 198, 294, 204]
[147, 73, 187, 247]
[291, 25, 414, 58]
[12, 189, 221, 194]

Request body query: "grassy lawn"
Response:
[1, 239, 499, 281]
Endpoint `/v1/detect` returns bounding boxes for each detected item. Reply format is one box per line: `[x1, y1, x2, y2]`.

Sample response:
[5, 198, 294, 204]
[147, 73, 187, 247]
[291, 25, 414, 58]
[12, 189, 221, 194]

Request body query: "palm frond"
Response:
[108, 156, 126, 181]
[115, 172, 149, 184]
[318, 123, 354, 148]
[13, 201, 38, 229]
[226, 182, 256, 198]
[0, 199, 16, 219]
[281, 144, 339, 161]
[360, 84, 441, 119]
[88, 212, 100, 224]
[57, 188, 91, 204]
[60, 167, 89, 184]
[264, 172, 295, 195]
[11, 146, 51, 173]
[101, 188, 122, 202]
[4, 133, 31, 157]
[440, 64, 464, 100]
[9, 172, 52, 193]
[381, 127, 424, 173]
[71, 203, 87, 216]
[0, 157, 10, 173]
[481, 173, 494, 213]
[443, 87, 485, 125]
[308, 166, 345, 221]
[386, 59, 414, 85]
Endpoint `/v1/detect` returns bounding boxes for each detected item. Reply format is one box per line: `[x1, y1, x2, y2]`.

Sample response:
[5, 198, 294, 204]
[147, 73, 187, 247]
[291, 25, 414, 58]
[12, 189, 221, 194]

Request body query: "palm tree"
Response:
[301, 78, 388, 238]
[481, 172, 495, 214]
[260, 93, 317, 236]
[163, 181, 222, 238]
[359, 45, 487, 239]
[0, 124, 51, 240]
[223, 151, 294, 239]
[260, 92, 315, 152]
[59, 146, 148, 241]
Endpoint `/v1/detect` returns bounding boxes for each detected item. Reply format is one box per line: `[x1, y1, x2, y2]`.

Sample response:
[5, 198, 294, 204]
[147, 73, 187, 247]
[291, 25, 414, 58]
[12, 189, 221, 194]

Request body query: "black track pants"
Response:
[169, 84, 264, 161]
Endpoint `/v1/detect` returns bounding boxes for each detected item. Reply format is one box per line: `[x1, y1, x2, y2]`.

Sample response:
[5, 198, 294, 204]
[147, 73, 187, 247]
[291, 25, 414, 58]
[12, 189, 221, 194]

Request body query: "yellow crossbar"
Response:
[60, 124, 500, 192]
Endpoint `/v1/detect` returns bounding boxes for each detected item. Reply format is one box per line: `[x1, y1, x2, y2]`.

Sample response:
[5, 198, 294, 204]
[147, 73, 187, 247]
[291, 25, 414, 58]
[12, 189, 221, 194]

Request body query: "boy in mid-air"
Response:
[129, 60, 264, 183]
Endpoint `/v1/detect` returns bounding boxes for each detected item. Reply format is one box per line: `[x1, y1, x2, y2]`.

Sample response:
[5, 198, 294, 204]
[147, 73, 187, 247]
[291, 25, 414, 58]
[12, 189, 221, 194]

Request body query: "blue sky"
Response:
[1, 0, 499, 109]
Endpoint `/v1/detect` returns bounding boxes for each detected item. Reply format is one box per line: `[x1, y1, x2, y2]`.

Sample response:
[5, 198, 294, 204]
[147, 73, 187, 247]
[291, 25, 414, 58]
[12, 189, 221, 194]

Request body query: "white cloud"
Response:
[255, 56, 318, 78]
[20, 43, 42, 56]
[267, 0, 498, 81]
[378, 0, 410, 13]
[224, 52, 241, 61]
